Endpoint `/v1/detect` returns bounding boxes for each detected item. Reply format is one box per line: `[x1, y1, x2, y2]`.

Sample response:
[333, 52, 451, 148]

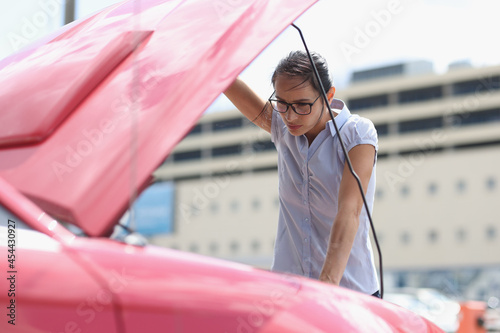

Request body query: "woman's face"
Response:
[273, 75, 332, 142]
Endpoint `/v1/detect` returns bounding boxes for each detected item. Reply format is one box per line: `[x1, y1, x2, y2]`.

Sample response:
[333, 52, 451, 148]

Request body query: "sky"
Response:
[1, 0, 499, 110]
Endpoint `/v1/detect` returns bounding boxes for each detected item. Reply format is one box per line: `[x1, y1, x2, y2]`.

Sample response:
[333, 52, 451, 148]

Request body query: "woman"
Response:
[224, 51, 380, 297]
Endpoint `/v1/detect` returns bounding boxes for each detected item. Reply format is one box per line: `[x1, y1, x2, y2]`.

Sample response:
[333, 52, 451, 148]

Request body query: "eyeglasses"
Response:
[268, 92, 321, 115]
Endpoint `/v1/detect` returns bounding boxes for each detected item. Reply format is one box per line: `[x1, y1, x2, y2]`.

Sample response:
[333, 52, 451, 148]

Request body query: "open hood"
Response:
[0, 0, 317, 236]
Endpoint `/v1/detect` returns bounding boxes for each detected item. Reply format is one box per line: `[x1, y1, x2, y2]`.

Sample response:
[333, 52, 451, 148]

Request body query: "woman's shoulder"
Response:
[338, 113, 378, 151]
[343, 114, 376, 135]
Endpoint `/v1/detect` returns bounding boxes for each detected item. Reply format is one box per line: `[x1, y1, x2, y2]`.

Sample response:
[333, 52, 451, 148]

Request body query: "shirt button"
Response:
[304, 238, 308, 242]
[305, 218, 309, 222]
[303, 200, 307, 204]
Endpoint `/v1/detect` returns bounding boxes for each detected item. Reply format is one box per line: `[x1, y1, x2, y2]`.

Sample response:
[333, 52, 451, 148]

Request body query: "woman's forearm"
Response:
[224, 77, 272, 132]
[319, 211, 360, 285]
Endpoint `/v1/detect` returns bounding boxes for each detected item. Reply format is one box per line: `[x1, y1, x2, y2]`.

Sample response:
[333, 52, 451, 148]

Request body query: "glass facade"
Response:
[398, 86, 443, 104]
[348, 94, 389, 111]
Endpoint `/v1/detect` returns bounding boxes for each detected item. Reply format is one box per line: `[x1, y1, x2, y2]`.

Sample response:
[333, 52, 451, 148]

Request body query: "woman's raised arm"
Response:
[224, 77, 273, 133]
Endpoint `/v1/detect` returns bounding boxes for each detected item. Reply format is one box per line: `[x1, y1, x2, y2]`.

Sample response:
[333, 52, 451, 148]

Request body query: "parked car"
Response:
[485, 302, 500, 332]
[0, 0, 444, 332]
[384, 288, 461, 332]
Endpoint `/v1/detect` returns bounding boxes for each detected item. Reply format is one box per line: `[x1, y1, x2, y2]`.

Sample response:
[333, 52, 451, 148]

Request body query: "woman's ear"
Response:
[327, 86, 336, 104]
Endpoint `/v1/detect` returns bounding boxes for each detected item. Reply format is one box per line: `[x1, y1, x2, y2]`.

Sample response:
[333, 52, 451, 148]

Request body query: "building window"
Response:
[190, 204, 201, 217]
[377, 153, 389, 160]
[461, 108, 500, 126]
[428, 182, 438, 195]
[172, 149, 202, 162]
[212, 117, 243, 132]
[251, 240, 261, 253]
[486, 226, 497, 240]
[254, 165, 278, 173]
[252, 140, 275, 152]
[251, 198, 261, 211]
[452, 76, 500, 95]
[400, 185, 410, 197]
[454, 140, 500, 151]
[212, 144, 242, 158]
[213, 170, 242, 179]
[398, 86, 443, 104]
[399, 147, 444, 156]
[348, 94, 389, 111]
[230, 200, 240, 213]
[400, 231, 411, 245]
[173, 174, 203, 182]
[399, 116, 443, 134]
[428, 229, 439, 243]
[375, 123, 389, 137]
[456, 228, 467, 242]
[210, 202, 219, 214]
[187, 124, 202, 136]
[458, 108, 500, 127]
[456, 180, 467, 193]
[209, 242, 219, 254]
[230, 241, 240, 253]
[189, 243, 199, 253]
[487, 177, 496, 190]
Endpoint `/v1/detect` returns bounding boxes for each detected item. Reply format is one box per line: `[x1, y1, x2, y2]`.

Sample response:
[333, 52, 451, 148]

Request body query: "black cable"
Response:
[291, 23, 384, 299]
[117, 222, 135, 235]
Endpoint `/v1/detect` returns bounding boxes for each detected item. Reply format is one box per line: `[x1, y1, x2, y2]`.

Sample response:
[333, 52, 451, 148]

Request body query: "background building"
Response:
[148, 61, 500, 302]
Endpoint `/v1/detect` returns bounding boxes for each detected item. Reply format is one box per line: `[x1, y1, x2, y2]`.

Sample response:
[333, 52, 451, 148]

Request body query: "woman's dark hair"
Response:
[271, 50, 333, 93]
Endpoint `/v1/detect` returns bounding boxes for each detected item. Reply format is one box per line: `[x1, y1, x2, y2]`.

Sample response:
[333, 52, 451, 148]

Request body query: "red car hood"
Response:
[0, 0, 317, 236]
[66, 237, 442, 332]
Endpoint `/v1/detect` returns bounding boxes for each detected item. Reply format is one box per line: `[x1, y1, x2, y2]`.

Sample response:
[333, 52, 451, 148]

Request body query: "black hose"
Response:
[291, 23, 384, 299]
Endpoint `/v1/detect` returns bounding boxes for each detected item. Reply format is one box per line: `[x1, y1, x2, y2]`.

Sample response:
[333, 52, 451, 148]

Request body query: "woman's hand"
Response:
[319, 271, 339, 285]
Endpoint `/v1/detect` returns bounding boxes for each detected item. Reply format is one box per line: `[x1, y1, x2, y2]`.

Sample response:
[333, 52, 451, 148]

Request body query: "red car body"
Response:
[0, 0, 444, 332]
[0, 176, 442, 332]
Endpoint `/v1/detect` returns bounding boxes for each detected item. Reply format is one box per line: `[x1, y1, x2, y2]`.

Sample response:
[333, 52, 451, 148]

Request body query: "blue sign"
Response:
[128, 182, 175, 236]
